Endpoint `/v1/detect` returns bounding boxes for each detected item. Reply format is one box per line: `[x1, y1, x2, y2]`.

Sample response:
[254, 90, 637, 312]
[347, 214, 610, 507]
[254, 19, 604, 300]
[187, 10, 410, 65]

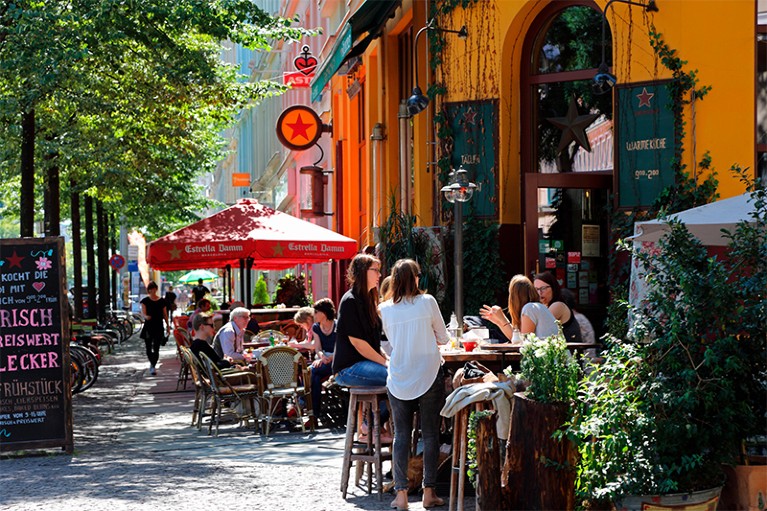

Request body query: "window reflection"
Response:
[533, 6, 609, 74]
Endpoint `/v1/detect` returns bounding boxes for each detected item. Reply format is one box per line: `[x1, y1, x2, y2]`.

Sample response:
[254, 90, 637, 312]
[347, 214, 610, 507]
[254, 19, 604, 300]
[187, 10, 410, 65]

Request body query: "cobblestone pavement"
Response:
[1, 335, 474, 511]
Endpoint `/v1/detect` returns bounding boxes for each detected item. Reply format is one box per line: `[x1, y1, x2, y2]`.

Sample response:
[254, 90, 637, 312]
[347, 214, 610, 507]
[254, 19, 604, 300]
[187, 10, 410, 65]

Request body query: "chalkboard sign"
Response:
[0, 237, 72, 453]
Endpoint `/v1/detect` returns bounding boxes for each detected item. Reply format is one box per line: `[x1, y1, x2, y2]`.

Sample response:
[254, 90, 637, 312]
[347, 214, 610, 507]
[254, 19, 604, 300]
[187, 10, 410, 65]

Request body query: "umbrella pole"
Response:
[239, 259, 245, 305]
[225, 264, 232, 303]
[245, 257, 254, 308]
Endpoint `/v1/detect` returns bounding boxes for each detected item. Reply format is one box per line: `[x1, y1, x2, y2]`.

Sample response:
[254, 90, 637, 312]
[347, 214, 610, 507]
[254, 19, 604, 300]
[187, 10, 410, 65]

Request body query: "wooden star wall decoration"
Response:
[546, 95, 599, 155]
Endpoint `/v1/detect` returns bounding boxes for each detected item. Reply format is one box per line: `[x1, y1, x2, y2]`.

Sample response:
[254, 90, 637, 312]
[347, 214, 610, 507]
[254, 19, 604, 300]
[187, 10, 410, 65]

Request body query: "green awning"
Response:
[311, 0, 399, 102]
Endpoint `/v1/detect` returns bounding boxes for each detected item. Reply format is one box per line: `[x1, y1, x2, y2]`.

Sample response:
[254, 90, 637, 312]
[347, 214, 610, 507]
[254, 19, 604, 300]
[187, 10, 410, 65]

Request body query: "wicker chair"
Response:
[173, 328, 193, 390]
[179, 345, 212, 430]
[199, 352, 261, 436]
[255, 346, 314, 435]
[280, 321, 305, 341]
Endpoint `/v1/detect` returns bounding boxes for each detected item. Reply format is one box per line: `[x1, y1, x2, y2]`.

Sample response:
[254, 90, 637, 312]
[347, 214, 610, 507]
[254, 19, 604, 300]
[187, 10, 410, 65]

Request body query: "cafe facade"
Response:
[307, 0, 762, 328]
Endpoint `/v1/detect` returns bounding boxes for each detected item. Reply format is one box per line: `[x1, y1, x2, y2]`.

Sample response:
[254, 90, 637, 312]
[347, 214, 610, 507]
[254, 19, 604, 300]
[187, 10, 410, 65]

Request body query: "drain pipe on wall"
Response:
[370, 123, 385, 227]
[398, 100, 410, 214]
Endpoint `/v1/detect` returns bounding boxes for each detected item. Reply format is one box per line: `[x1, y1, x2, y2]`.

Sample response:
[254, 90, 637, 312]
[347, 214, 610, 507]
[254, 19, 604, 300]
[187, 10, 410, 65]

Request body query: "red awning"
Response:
[146, 199, 358, 271]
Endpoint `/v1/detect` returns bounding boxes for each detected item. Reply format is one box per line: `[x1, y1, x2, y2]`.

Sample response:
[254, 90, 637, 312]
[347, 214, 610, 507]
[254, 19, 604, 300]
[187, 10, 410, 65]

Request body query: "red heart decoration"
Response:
[294, 56, 318, 76]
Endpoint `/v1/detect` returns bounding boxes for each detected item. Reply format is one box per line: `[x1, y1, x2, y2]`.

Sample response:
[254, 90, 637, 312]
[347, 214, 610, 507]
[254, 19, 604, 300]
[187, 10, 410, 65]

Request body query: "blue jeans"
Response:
[334, 360, 387, 387]
[388, 368, 445, 492]
[310, 362, 333, 418]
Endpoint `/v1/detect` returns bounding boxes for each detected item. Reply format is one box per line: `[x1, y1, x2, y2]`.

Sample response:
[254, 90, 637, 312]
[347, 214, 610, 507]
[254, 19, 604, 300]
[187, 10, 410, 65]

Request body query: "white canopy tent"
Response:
[630, 192, 757, 247]
[629, 192, 758, 311]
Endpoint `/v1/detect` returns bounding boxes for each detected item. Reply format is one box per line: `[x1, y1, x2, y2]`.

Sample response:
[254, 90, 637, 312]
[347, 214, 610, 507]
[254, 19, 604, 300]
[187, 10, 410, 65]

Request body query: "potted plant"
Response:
[564, 177, 766, 509]
[503, 332, 581, 510]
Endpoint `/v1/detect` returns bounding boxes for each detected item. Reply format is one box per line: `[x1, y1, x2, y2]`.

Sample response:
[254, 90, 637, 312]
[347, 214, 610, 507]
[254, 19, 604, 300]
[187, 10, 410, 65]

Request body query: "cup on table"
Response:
[462, 340, 477, 352]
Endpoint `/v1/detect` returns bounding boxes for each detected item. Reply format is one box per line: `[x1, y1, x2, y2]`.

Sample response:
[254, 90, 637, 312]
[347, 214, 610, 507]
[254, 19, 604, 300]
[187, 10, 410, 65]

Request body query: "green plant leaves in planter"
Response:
[518, 333, 580, 404]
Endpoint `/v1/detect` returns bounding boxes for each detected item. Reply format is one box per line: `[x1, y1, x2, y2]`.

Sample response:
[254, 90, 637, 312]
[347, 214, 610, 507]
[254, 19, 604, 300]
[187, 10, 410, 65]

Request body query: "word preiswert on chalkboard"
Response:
[0, 237, 73, 454]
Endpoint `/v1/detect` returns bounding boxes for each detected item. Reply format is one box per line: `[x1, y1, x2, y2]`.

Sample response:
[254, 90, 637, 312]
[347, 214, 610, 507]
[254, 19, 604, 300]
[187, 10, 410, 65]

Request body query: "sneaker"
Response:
[149, 367, 157, 376]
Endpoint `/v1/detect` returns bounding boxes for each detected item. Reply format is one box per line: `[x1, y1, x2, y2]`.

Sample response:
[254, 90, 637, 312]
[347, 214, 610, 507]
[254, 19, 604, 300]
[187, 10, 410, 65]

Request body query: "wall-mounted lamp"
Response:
[593, 0, 659, 95]
[407, 19, 468, 116]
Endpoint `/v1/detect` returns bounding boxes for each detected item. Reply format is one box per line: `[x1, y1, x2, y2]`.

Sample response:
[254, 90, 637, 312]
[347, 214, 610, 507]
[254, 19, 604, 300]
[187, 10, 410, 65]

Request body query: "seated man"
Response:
[215, 306, 249, 363]
[190, 312, 255, 385]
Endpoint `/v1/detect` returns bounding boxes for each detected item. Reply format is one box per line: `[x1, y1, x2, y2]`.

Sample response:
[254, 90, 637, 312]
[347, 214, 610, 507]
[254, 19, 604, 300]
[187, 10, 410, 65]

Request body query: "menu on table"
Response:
[0, 237, 73, 454]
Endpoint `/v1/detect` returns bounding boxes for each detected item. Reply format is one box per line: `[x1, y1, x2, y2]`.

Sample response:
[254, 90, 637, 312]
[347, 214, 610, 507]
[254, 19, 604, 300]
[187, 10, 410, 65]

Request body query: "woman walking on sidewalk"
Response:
[140, 281, 171, 375]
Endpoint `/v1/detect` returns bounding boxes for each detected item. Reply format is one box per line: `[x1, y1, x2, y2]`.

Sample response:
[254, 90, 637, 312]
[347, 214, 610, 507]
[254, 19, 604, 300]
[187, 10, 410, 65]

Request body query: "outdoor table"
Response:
[441, 348, 520, 374]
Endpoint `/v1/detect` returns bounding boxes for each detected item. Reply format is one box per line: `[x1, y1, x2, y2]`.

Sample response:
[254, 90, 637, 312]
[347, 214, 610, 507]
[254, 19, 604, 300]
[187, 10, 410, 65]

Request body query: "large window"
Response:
[522, 2, 612, 336]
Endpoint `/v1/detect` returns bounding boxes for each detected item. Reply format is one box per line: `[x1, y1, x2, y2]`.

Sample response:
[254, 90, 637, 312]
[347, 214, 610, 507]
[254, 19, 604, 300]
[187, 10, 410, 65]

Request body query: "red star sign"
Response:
[286, 114, 312, 141]
[637, 87, 655, 108]
[6, 250, 24, 268]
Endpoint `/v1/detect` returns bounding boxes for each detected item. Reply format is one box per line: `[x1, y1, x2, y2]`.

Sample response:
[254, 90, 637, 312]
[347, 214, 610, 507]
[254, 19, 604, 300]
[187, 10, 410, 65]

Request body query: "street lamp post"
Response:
[440, 165, 476, 331]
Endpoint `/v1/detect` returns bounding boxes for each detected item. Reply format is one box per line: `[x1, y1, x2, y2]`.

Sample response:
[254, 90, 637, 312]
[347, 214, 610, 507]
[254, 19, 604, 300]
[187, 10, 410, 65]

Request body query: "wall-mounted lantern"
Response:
[299, 165, 333, 217]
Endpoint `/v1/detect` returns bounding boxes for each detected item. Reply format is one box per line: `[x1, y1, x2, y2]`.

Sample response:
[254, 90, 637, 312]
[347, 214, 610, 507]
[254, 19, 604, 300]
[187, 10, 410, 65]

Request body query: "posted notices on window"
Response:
[0, 238, 72, 454]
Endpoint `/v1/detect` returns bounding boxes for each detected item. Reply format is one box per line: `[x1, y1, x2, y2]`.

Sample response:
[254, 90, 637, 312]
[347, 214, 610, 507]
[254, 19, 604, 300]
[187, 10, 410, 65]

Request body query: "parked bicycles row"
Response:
[69, 309, 144, 395]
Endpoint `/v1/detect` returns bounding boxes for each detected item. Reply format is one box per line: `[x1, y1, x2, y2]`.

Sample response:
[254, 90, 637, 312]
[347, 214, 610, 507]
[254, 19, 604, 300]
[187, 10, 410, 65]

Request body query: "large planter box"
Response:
[613, 486, 721, 511]
[720, 464, 767, 511]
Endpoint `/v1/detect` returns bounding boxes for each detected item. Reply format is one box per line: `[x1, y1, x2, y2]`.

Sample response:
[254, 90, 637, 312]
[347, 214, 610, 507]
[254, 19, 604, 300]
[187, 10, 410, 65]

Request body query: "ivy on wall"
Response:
[606, 27, 719, 338]
[426, 0, 507, 317]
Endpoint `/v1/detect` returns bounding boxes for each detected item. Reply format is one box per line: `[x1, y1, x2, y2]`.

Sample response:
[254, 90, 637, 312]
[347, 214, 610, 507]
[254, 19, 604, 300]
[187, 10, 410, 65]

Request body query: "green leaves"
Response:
[518, 332, 581, 404]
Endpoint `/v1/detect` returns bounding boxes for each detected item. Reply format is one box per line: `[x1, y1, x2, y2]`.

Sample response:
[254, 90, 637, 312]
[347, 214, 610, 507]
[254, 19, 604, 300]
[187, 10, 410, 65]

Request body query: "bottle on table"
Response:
[269, 332, 275, 346]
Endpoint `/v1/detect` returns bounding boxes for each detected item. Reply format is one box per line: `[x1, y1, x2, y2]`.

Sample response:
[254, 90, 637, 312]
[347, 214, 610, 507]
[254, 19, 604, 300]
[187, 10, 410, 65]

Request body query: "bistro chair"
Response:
[198, 352, 261, 436]
[173, 328, 193, 390]
[243, 329, 256, 343]
[280, 321, 305, 341]
[179, 346, 212, 430]
[255, 346, 314, 435]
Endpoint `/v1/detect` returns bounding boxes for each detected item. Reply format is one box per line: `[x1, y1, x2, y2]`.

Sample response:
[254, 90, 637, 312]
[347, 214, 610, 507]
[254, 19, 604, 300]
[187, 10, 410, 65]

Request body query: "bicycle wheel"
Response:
[71, 345, 99, 392]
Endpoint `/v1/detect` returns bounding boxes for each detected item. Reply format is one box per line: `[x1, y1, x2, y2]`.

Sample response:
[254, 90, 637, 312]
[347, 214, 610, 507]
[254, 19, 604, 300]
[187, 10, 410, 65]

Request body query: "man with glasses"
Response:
[215, 306, 250, 363]
[190, 313, 233, 370]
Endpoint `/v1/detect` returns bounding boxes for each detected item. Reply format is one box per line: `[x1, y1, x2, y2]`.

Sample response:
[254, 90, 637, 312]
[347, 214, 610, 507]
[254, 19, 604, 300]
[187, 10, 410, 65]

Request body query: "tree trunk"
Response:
[84, 195, 96, 319]
[71, 181, 83, 319]
[96, 200, 109, 321]
[110, 213, 117, 310]
[475, 411, 502, 511]
[20, 109, 35, 237]
[44, 148, 60, 237]
[502, 392, 577, 510]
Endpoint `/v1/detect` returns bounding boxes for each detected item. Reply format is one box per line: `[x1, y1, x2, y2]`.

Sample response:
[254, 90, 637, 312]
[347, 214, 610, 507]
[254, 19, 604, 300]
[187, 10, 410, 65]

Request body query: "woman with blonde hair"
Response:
[480, 274, 558, 342]
[379, 259, 448, 510]
[332, 253, 388, 387]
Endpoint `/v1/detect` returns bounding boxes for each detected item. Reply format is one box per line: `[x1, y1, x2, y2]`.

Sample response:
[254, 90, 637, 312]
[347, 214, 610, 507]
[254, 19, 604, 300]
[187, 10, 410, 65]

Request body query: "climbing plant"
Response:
[426, 1, 507, 315]
[606, 27, 719, 339]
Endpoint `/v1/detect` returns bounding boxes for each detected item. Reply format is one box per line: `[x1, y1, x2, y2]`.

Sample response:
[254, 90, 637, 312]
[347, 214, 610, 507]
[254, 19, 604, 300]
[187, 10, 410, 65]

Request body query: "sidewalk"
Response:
[1, 335, 475, 511]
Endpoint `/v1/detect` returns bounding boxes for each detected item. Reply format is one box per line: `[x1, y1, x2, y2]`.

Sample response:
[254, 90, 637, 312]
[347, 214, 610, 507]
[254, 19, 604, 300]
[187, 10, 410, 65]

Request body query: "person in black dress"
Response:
[140, 281, 171, 375]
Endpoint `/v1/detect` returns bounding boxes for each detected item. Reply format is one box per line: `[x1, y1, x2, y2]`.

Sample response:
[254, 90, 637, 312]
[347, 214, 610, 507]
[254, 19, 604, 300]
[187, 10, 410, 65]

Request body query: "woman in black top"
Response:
[140, 281, 171, 375]
[533, 271, 583, 343]
[332, 253, 388, 387]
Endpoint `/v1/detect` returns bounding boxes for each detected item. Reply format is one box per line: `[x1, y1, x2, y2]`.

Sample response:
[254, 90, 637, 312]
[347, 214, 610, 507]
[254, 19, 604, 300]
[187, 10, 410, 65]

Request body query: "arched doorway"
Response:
[521, 1, 613, 334]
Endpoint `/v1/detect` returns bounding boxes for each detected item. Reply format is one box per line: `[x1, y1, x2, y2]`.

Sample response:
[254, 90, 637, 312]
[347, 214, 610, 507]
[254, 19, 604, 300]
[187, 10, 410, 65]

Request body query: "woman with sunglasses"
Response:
[533, 271, 582, 343]
[480, 274, 559, 342]
[332, 253, 388, 387]
[379, 259, 448, 511]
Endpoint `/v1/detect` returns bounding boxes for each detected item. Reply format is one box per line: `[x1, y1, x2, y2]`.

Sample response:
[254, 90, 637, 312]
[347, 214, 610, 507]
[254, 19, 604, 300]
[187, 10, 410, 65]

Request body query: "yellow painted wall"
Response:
[433, 0, 756, 223]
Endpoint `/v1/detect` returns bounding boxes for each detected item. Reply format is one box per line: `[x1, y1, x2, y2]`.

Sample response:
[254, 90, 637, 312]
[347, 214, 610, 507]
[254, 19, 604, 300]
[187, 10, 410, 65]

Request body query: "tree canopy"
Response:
[0, 0, 314, 237]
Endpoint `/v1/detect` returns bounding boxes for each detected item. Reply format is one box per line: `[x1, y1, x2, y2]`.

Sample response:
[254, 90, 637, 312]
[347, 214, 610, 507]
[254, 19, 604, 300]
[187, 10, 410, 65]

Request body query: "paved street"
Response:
[0, 335, 472, 511]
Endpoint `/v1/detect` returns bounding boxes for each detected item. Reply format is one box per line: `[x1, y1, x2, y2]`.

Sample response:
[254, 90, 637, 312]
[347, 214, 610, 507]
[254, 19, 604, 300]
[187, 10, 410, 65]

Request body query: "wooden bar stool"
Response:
[340, 386, 392, 500]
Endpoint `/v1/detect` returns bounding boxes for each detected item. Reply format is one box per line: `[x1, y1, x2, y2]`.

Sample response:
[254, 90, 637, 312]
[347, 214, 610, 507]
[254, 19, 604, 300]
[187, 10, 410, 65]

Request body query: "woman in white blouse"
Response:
[379, 259, 449, 511]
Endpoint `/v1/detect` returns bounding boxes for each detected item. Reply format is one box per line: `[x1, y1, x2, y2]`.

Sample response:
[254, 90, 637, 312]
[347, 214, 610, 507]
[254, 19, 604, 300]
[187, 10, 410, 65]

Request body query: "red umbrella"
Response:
[147, 199, 357, 271]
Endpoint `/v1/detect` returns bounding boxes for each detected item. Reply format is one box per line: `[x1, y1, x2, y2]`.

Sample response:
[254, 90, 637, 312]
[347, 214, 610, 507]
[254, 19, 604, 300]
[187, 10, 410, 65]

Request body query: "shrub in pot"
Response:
[564, 178, 766, 508]
[503, 333, 581, 510]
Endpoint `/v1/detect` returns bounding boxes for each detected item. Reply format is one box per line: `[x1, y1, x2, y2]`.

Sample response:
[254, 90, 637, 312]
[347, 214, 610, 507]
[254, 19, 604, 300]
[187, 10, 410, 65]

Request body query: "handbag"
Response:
[161, 335, 169, 346]
[452, 360, 499, 388]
